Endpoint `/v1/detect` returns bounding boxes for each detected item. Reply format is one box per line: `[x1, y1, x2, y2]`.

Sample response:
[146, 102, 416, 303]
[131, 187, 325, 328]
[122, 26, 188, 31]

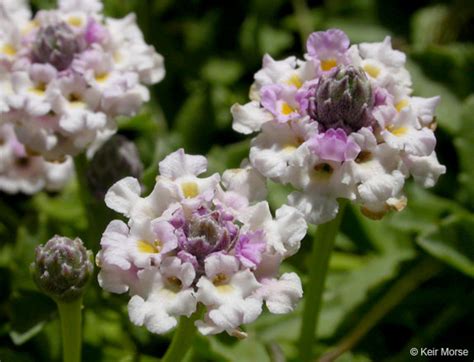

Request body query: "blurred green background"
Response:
[1, 0, 473, 361]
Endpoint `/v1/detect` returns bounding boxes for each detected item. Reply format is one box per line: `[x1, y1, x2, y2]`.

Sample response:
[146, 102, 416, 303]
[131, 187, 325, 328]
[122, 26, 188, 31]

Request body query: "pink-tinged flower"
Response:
[307, 128, 360, 163]
[0, 0, 165, 160]
[0, 123, 73, 194]
[96, 149, 307, 337]
[306, 28, 350, 71]
[232, 29, 445, 224]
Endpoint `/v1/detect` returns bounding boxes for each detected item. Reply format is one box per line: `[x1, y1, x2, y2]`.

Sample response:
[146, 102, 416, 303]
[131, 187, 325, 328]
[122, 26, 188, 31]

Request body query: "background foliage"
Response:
[1, 0, 473, 361]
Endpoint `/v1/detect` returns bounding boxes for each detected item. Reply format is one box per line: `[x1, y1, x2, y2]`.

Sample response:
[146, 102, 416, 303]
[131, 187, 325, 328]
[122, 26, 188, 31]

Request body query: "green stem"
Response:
[319, 258, 443, 362]
[73, 154, 109, 253]
[161, 313, 200, 362]
[57, 298, 83, 362]
[298, 200, 347, 362]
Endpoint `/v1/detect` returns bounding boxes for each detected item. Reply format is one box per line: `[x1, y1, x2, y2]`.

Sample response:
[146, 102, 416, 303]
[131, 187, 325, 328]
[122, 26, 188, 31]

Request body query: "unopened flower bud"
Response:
[87, 135, 143, 200]
[32, 235, 93, 302]
[32, 22, 83, 71]
[316, 65, 373, 133]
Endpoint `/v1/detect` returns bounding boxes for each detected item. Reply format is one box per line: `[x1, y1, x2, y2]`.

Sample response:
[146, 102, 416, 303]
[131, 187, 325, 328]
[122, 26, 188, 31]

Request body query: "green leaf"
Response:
[323, 20, 391, 43]
[9, 290, 56, 346]
[455, 95, 474, 208]
[411, 5, 452, 49]
[206, 140, 251, 174]
[208, 332, 270, 362]
[201, 59, 244, 85]
[33, 182, 86, 228]
[174, 86, 215, 153]
[387, 183, 468, 234]
[417, 214, 474, 277]
[406, 59, 462, 135]
[319, 248, 414, 338]
[411, 44, 474, 97]
[258, 25, 293, 55]
[0, 348, 34, 362]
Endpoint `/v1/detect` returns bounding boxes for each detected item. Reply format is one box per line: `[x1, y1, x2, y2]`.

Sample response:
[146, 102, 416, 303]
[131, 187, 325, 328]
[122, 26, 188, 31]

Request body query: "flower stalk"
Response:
[161, 311, 201, 362]
[298, 200, 347, 362]
[31, 235, 93, 362]
[57, 298, 83, 362]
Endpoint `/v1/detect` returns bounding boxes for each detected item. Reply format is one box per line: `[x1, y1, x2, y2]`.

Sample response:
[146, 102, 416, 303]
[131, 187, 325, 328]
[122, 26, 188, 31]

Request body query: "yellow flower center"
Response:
[216, 285, 234, 294]
[95, 73, 110, 84]
[287, 74, 302, 88]
[137, 239, 162, 253]
[387, 124, 408, 136]
[363, 64, 381, 78]
[181, 181, 199, 198]
[280, 102, 294, 116]
[28, 83, 47, 97]
[67, 16, 83, 27]
[395, 99, 409, 112]
[321, 58, 337, 71]
[1, 44, 16, 56]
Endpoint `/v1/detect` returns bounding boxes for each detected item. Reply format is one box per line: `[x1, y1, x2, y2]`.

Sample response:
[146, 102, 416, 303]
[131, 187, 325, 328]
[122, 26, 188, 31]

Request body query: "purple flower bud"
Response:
[32, 22, 84, 71]
[31, 235, 93, 302]
[87, 135, 143, 200]
[315, 65, 374, 133]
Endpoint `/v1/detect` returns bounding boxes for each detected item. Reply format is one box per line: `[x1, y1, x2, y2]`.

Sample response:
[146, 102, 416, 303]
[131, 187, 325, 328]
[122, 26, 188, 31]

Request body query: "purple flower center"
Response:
[171, 207, 265, 274]
[313, 65, 374, 133]
[32, 22, 84, 71]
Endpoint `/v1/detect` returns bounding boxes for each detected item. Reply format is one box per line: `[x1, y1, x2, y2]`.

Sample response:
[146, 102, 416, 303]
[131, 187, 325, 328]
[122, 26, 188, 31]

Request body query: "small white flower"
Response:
[195, 254, 262, 336]
[128, 258, 196, 334]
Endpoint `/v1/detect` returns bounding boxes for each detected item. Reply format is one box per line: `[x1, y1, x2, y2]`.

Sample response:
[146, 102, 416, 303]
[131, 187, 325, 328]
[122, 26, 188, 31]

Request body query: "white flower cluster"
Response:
[0, 122, 73, 194]
[96, 149, 307, 337]
[0, 0, 164, 161]
[232, 29, 446, 224]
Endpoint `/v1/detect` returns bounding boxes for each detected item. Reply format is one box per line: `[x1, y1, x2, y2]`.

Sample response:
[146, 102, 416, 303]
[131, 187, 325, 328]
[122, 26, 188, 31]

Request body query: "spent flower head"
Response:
[96, 149, 307, 337]
[87, 134, 143, 200]
[32, 235, 94, 302]
[232, 28, 446, 224]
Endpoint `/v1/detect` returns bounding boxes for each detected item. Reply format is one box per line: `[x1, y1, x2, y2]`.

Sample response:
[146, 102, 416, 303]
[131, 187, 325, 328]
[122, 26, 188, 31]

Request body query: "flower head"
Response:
[232, 29, 446, 224]
[0, 0, 165, 160]
[96, 149, 307, 337]
[32, 235, 94, 302]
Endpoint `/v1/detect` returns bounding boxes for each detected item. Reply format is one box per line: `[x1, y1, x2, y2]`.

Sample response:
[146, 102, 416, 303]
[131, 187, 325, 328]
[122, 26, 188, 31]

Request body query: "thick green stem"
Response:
[161, 313, 200, 362]
[298, 200, 347, 362]
[57, 298, 83, 362]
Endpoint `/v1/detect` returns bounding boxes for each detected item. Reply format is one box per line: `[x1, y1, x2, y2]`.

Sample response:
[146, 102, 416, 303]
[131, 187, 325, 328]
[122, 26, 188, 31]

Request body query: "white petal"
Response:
[403, 152, 446, 188]
[105, 177, 142, 216]
[273, 205, 307, 257]
[221, 166, 267, 202]
[288, 191, 339, 225]
[260, 273, 303, 314]
[204, 254, 239, 279]
[231, 101, 273, 134]
[238, 201, 273, 231]
[159, 148, 207, 179]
